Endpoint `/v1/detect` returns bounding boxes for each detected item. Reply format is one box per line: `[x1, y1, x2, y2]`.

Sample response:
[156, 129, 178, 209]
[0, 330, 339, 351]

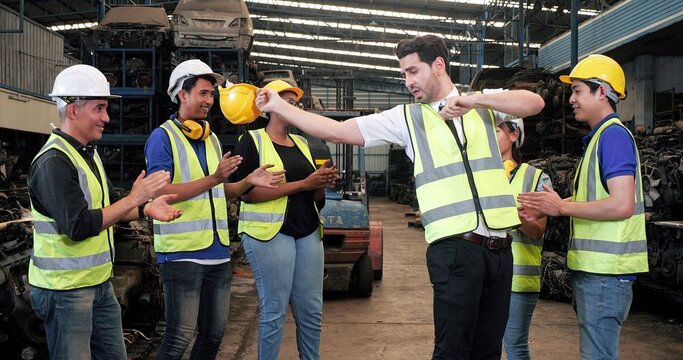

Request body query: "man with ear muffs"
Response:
[144, 59, 285, 360]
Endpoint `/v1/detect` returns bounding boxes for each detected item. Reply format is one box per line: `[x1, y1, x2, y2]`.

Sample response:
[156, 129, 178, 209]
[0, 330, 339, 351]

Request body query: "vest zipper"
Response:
[445, 118, 484, 217]
[202, 156, 219, 237]
[194, 141, 219, 239]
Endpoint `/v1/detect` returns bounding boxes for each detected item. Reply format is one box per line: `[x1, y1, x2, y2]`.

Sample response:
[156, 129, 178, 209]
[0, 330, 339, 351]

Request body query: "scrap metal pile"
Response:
[0, 158, 165, 359]
[0, 149, 44, 358]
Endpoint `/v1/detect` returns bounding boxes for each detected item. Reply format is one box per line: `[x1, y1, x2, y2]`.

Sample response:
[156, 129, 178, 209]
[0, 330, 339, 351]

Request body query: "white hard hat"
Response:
[167, 59, 225, 103]
[496, 117, 525, 148]
[49, 64, 120, 108]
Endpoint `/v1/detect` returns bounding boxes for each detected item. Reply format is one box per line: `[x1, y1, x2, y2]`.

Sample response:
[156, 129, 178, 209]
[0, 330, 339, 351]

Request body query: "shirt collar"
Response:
[432, 85, 460, 111]
[582, 112, 620, 145]
[54, 128, 95, 155]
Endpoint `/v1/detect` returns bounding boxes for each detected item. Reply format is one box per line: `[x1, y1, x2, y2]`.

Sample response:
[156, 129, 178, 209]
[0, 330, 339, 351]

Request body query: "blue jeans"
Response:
[503, 292, 539, 360]
[30, 281, 126, 360]
[156, 261, 232, 360]
[242, 230, 324, 360]
[571, 271, 633, 360]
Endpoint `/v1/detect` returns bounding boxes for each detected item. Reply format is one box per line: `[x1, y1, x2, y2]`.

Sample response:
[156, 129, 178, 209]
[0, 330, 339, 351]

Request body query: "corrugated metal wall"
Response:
[0, 4, 78, 97]
[311, 86, 412, 112]
[538, 0, 683, 72]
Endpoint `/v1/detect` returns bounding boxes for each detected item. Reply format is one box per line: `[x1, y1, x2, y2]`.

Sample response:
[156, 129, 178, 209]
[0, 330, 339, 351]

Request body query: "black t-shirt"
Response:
[230, 133, 320, 239]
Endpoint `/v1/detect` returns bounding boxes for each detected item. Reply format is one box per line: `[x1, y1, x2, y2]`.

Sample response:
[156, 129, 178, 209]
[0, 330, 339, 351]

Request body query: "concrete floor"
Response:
[215, 197, 683, 360]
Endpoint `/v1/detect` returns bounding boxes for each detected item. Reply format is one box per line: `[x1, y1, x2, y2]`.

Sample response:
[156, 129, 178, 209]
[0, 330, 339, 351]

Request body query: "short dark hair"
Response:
[176, 74, 217, 103]
[583, 80, 617, 112]
[394, 35, 450, 72]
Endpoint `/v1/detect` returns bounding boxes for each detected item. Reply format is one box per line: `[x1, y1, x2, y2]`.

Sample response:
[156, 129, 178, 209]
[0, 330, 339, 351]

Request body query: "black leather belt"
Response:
[458, 232, 512, 250]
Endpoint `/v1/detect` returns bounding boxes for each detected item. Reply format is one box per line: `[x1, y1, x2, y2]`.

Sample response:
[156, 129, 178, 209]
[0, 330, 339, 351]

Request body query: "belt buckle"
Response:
[485, 236, 504, 250]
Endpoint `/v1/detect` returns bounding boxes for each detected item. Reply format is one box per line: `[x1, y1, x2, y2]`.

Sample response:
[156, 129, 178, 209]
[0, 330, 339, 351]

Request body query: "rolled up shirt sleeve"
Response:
[482, 88, 518, 124]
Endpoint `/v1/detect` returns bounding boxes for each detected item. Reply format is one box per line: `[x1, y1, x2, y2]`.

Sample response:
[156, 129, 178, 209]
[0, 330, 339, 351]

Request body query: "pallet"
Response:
[404, 211, 419, 217]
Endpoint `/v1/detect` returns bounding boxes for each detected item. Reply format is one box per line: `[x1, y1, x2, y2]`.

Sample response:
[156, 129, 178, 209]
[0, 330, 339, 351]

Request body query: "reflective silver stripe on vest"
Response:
[154, 218, 229, 234]
[44, 138, 94, 208]
[209, 134, 222, 161]
[522, 166, 537, 193]
[414, 157, 507, 188]
[421, 199, 477, 224]
[251, 130, 265, 165]
[571, 238, 647, 255]
[33, 221, 62, 235]
[161, 122, 193, 183]
[239, 211, 286, 223]
[586, 143, 598, 202]
[479, 195, 515, 209]
[513, 264, 541, 276]
[31, 250, 112, 270]
[212, 187, 226, 200]
[585, 125, 644, 215]
[633, 166, 644, 215]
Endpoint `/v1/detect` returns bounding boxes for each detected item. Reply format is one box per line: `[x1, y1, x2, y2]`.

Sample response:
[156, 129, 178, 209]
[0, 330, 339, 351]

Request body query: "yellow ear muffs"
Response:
[181, 120, 211, 141]
[173, 116, 211, 141]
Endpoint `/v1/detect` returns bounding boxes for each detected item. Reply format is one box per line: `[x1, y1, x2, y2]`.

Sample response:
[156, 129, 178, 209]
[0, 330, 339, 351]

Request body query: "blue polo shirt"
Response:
[145, 125, 230, 264]
[581, 113, 637, 185]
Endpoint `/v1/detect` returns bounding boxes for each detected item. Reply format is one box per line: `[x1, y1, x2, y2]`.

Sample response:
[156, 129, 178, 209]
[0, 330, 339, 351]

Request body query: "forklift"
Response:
[303, 109, 383, 298]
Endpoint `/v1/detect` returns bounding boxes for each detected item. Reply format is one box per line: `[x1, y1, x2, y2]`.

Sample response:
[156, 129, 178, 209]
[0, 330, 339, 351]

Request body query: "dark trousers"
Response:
[427, 237, 513, 360]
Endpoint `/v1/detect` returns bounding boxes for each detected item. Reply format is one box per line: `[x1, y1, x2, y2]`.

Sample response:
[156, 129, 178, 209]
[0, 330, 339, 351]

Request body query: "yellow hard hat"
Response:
[263, 80, 304, 101]
[559, 54, 626, 101]
[218, 83, 261, 125]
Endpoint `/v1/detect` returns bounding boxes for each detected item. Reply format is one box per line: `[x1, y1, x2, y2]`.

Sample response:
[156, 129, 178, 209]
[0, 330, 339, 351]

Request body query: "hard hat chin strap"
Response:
[169, 75, 192, 104]
[587, 79, 619, 104]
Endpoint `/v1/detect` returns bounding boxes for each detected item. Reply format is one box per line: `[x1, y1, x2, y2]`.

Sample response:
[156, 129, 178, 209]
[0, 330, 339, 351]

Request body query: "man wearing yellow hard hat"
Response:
[518, 54, 648, 360]
[143, 59, 284, 360]
[230, 79, 338, 360]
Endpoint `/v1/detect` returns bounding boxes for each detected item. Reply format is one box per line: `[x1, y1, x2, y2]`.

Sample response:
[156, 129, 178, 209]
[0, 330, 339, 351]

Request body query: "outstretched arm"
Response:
[256, 89, 365, 145]
[439, 90, 545, 120]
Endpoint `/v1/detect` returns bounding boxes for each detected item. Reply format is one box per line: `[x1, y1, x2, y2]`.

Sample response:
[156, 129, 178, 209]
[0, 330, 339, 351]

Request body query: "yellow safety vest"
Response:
[152, 120, 229, 252]
[509, 163, 544, 292]
[404, 97, 520, 244]
[569, 117, 648, 274]
[238, 128, 321, 240]
[29, 134, 114, 290]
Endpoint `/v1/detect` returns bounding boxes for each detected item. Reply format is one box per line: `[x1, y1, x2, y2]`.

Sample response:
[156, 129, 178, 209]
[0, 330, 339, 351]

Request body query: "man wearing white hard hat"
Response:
[144, 59, 283, 360]
[27, 64, 183, 359]
[494, 117, 552, 360]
